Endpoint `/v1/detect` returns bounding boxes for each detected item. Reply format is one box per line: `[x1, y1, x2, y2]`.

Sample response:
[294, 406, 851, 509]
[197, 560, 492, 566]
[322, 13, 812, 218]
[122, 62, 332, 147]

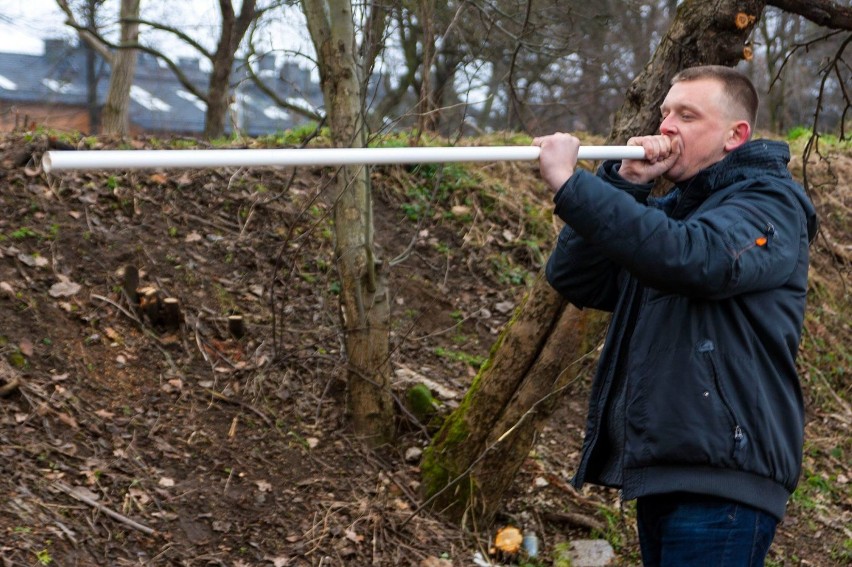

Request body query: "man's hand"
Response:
[619, 135, 681, 184]
[532, 133, 581, 191]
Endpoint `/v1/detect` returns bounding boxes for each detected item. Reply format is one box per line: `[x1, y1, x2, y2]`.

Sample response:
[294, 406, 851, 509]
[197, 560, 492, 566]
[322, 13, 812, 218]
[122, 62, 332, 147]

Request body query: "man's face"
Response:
[659, 78, 738, 183]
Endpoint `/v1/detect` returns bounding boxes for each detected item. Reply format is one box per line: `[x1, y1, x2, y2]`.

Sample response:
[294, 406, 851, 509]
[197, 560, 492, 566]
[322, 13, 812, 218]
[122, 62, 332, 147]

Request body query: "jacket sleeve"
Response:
[545, 161, 654, 311]
[553, 169, 806, 299]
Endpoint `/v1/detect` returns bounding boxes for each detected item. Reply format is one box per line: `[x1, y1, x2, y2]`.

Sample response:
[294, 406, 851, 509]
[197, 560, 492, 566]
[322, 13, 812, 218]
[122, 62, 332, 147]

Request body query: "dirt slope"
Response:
[0, 132, 849, 566]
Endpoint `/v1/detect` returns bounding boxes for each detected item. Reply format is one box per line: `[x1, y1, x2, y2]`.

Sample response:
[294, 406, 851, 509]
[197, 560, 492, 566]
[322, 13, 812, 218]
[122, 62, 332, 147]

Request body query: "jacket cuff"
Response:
[598, 160, 654, 202]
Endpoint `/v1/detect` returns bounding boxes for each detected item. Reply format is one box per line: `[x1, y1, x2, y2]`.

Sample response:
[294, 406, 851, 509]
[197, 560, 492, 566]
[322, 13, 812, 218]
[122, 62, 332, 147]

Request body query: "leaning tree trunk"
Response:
[422, 0, 767, 527]
[421, 275, 603, 521]
[302, 0, 395, 446]
[101, 0, 140, 136]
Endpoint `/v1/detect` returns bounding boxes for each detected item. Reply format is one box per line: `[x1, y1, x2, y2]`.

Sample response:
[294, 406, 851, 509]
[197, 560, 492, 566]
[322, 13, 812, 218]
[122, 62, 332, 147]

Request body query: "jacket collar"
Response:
[670, 140, 792, 217]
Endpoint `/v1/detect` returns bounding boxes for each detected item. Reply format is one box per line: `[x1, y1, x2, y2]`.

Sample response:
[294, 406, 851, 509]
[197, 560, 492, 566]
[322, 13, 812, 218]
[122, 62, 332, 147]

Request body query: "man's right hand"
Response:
[618, 135, 681, 184]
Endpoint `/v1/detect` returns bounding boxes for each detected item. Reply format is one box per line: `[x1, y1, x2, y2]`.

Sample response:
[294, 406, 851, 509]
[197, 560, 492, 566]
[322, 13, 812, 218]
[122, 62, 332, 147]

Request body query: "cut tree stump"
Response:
[162, 298, 183, 331]
[138, 287, 164, 327]
[228, 315, 245, 339]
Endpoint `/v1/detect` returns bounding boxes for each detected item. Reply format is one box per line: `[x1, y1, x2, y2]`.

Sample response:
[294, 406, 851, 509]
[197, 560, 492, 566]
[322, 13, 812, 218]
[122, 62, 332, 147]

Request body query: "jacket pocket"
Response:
[698, 340, 749, 467]
[624, 340, 750, 470]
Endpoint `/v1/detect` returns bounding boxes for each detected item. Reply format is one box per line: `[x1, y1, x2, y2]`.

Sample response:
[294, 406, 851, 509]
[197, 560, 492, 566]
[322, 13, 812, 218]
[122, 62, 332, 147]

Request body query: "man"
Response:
[533, 65, 817, 565]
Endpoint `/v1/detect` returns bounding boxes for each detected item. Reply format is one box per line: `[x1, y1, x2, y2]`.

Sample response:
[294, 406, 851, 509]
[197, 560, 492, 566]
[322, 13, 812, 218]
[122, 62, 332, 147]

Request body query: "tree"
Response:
[60, 0, 265, 138]
[366, 1, 468, 135]
[434, 1, 677, 135]
[421, 0, 768, 527]
[101, 0, 140, 135]
[56, 0, 138, 135]
[81, 0, 107, 133]
[301, 0, 394, 446]
[760, 2, 852, 135]
[202, 0, 258, 137]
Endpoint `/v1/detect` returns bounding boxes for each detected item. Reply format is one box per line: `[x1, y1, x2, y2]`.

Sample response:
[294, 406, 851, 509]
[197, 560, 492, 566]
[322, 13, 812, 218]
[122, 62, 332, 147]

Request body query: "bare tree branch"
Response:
[55, 0, 114, 64]
[506, 0, 534, 130]
[360, 0, 391, 76]
[768, 0, 852, 30]
[60, 18, 210, 102]
[244, 23, 323, 121]
[120, 17, 215, 59]
[769, 29, 844, 91]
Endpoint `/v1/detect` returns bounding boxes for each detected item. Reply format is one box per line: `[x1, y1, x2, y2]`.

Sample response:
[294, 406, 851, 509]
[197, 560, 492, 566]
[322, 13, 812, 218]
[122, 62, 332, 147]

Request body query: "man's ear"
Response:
[725, 121, 751, 151]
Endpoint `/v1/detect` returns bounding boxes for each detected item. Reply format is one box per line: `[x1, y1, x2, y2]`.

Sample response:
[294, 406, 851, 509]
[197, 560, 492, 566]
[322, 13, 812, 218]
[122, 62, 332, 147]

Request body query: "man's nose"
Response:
[660, 115, 676, 135]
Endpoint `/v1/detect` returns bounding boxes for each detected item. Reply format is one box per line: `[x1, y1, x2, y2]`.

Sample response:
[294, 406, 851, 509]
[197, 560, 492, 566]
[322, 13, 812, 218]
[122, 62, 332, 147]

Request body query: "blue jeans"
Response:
[636, 492, 778, 566]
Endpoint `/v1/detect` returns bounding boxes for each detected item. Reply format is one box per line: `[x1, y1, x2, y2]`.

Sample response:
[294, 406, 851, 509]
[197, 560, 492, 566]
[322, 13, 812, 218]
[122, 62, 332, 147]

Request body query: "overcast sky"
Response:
[0, 0, 67, 54]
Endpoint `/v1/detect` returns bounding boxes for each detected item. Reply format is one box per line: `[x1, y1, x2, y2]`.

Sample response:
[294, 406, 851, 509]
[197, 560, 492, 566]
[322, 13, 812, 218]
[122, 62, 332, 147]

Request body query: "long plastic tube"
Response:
[42, 145, 646, 173]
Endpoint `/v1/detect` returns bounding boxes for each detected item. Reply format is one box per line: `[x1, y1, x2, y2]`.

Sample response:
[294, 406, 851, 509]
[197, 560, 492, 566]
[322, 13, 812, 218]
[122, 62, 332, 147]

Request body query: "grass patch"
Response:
[433, 346, 486, 370]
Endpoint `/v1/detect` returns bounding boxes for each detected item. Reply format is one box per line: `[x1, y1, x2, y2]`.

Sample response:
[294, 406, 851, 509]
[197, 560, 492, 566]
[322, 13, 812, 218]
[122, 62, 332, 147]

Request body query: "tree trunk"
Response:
[101, 0, 140, 136]
[84, 43, 101, 133]
[83, 1, 101, 133]
[422, 0, 767, 527]
[302, 0, 394, 446]
[204, 0, 257, 138]
[205, 55, 234, 139]
[434, 28, 463, 136]
[416, 0, 437, 133]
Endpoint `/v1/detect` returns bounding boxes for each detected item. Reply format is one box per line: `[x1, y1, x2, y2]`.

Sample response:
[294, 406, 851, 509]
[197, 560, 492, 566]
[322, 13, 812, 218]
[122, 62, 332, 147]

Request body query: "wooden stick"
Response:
[55, 482, 156, 536]
[122, 265, 139, 307]
[0, 376, 21, 397]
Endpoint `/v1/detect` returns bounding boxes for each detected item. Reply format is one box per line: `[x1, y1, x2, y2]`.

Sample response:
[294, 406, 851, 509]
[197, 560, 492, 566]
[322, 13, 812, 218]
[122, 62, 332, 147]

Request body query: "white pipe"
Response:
[42, 145, 646, 173]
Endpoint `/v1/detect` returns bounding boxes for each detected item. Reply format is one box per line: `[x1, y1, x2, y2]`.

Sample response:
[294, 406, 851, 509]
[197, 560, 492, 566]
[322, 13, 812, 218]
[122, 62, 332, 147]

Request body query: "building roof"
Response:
[0, 39, 323, 136]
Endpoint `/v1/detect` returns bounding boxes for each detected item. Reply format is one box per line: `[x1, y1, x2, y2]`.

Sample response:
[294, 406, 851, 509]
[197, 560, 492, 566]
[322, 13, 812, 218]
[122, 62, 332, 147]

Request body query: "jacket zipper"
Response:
[574, 277, 640, 486]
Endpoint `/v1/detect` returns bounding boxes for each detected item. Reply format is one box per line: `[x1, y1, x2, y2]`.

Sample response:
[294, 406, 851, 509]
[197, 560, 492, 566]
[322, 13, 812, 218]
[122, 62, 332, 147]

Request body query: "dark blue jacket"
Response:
[546, 140, 818, 520]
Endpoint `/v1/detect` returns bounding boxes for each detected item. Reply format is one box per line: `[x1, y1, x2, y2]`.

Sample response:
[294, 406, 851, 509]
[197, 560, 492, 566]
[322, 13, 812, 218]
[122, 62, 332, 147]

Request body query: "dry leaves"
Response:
[49, 276, 82, 298]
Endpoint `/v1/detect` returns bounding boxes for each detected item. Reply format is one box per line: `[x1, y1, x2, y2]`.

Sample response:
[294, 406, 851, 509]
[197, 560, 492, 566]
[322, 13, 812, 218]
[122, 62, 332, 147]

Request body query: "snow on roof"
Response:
[263, 106, 290, 120]
[42, 78, 74, 94]
[176, 89, 206, 112]
[130, 85, 172, 112]
[0, 74, 17, 90]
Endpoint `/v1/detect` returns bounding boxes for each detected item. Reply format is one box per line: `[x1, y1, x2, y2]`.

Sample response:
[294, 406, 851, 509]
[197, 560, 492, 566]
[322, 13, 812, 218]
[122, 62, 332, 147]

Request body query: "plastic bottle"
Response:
[522, 530, 539, 558]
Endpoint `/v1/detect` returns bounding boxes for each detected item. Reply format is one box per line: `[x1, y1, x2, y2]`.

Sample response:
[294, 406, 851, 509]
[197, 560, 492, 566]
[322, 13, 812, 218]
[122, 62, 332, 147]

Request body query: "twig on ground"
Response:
[90, 293, 180, 375]
[0, 376, 21, 397]
[91, 293, 144, 328]
[55, 482, 156, 536]
[540, 510, 606, 533]
[199, 387, 273, 427]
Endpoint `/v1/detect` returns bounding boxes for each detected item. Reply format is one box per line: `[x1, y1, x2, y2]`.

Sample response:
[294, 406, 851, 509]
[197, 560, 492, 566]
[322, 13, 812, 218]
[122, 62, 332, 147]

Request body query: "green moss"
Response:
[420, 441, 478, 514]
[406, 383, 437, 422]
[8, 351, 27, 368]
[421, 392, 474, 500]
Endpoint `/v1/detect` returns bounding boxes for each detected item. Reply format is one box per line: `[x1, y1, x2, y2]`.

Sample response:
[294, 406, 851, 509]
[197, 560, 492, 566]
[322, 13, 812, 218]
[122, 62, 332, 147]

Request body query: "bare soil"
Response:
[0, 132, 849, 566]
